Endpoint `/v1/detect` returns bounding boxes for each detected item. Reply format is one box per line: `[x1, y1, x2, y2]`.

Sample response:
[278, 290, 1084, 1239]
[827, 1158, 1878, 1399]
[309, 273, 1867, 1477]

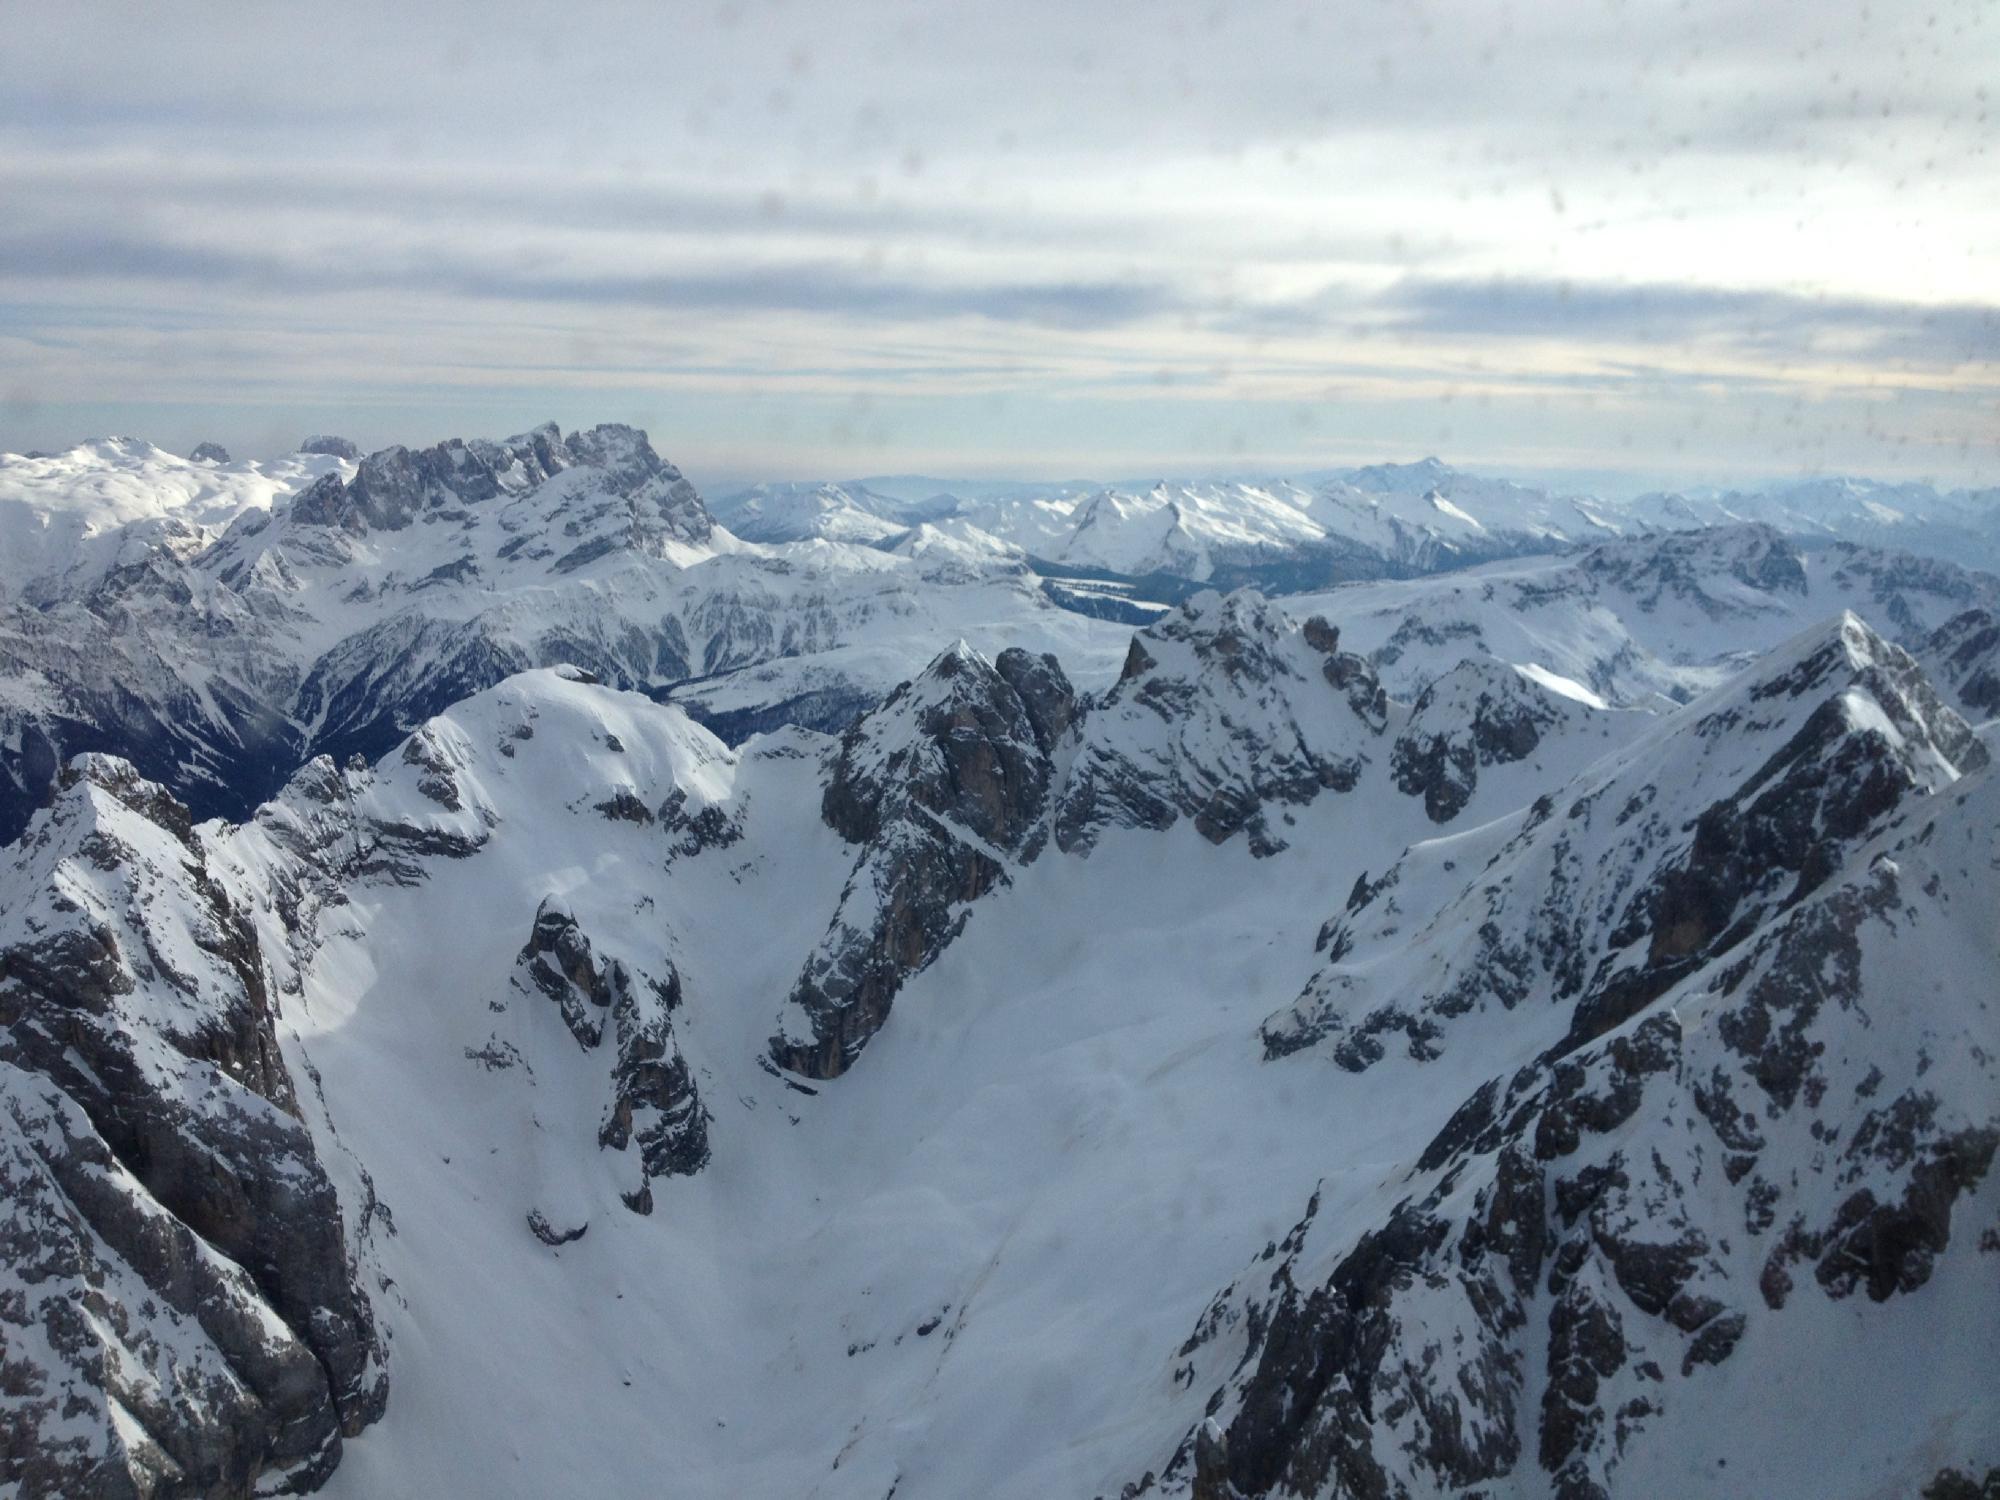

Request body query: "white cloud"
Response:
[0, 0, 1993, 482]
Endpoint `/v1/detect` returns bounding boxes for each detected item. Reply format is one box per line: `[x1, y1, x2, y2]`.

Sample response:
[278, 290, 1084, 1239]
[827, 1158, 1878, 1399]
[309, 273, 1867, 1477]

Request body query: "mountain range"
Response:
[1, 424, 1995, 1498]
[709, 458, 2000, 589]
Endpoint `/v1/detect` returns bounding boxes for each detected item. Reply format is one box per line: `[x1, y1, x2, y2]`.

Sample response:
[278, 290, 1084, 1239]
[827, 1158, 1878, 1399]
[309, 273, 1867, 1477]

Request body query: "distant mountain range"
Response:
[711, 458, 2000, 587]
[2, 429, 1994, 849]
[2, 420, 1997, 1498]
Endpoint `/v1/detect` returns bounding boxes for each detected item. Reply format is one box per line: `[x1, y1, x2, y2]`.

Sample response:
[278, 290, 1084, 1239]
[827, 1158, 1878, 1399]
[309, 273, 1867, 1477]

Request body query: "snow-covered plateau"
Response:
[1, 425, 1995, 1499]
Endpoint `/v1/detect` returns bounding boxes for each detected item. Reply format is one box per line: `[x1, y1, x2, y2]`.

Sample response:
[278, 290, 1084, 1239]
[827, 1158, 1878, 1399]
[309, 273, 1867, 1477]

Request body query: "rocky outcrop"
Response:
[285, 423, 709, 549]
[190, 441, 232, 465]
[514, 898, 708, 1210]
[0, 757, 385, 1497]
[1389, 658, 1588, 822]
[1157, 759, 2000, 1496]
[1577, 523, 1808, 615]
[288, 423, 558, 533]
[0, 422, 741, 844]
[1922, 607, 2000, 719]
[1054, 592, 1388, 858]
[1266, 614, 1985, 1068]
[298, 435, 360, 460]
[769, 643, 1076, 1079]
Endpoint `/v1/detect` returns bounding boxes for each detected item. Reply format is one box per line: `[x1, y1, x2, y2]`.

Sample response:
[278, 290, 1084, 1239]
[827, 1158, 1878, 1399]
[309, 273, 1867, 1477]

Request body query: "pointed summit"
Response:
[771, 642, 1077, 1079]
[1057, 588, 1389, 856]
[1267, 603, 1985, 1069]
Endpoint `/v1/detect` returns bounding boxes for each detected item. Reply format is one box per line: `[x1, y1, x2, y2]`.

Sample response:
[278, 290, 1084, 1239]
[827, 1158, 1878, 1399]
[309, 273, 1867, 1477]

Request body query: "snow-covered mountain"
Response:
[716, 461, 1617, 585]
[718, 459, 2000, 605]
[2, 425, 1995, 1498]
[1204, 613, 1994, 1498]
[1282, 523, 2000, 707]
[1629, 475, 2000, 574]
[0, 755, 386, 1495]
[0, 438, 349, 604]
[0, 425, 1132, 845]
[710, 480, 933, 546]
[7, 430, 1993, 850]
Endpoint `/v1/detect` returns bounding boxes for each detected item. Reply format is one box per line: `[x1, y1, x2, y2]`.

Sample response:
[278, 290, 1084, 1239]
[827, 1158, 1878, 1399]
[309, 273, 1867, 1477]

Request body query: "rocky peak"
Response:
[56, 749, 199, 844]
[524, 422, 714, 547]
[1390, 658, 1592, 823]
[0, 755, 386, 1496]
[1579, 523, 1808, 612]
[299, 434, 361, 459]
[1718, 611, 1983, 787]
[277, 421, 712, 543]
[1055, 589, 1389, 857]
[771, 641, 1078, 1080]
[821, 639, 1075, 854]
[1266, 611, 1985, 1070]
[1920, 607, 2000, 719]
[189, 440, 232, 464]
[289, 428, 567, 533]
[559, 421, 658, 490]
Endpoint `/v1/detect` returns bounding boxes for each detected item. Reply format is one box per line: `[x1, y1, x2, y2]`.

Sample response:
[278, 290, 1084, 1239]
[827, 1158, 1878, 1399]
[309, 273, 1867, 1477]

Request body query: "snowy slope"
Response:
[3, 585, 1994, 1496]
[4, 425, 1996, 1498]
[1164, 624, 1997, 1499]
[0, 424, 1133, 845]
[1629, 475, 2000, 574]
[710, 480, 920, 546]
[0, 756, 386, 1498]
[1263, 611, 1986, 1069]
[1285, 524, 2000, 705]
[0, 438, 348, 603]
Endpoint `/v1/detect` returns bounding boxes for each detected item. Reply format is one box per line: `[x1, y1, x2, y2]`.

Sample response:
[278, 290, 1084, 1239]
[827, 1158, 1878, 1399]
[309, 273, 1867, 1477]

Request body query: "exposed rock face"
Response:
[0, 601, 307, 846]
[0, 423, 729, 845]
[228, 672, 732, 1226]
[1577, 523, 1809, 614]
[1054, 592, 1388, 858]
[285, 423, 706, 548]
[0, 757, 385, 1498]
[298, 435, 360, 460]
[770, 643, 1076, 1079]
[1266, 614, 1985, 1068]
[189, 441, 232, 465]
[1157, 757, 2000, 1498]
[513, 897, 709, 1210]
[1390, 658, 1571, 822]
[1922, 608, 2000, 719]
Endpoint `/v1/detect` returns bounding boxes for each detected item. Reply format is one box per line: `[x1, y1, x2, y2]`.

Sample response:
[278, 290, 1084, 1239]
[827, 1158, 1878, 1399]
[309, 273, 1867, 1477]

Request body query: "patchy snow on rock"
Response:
[4, 428, 1996, 1500]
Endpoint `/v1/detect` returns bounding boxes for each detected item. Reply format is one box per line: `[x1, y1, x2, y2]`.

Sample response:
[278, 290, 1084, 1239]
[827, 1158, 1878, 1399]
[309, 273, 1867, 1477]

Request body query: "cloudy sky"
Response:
[2, 0, 1994, 491]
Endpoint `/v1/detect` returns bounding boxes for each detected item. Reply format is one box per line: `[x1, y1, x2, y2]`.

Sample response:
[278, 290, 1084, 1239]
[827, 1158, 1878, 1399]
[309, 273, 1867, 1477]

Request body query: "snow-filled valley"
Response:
[1, 426, 1996, 1499]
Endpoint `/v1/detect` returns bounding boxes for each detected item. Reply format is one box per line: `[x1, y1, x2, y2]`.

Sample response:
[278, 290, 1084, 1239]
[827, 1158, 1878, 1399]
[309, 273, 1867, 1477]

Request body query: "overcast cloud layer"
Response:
[2, 0, 1994, 489]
